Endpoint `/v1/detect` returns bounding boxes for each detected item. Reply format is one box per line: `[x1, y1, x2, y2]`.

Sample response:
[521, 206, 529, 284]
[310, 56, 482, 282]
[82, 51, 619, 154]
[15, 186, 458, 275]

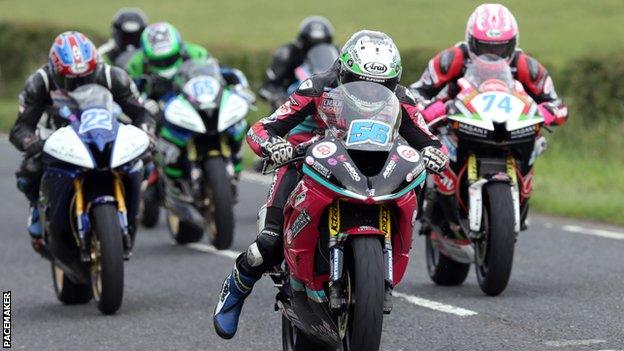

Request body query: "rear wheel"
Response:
[345, 237, 384, 351]
[475, 183, 516, 296]
[167, 212, 204, 244]
[51, 263, 91, 304]
[425, 234, 470, 286]
[90, 204, 124, 315]
[204, 157, 234, 250]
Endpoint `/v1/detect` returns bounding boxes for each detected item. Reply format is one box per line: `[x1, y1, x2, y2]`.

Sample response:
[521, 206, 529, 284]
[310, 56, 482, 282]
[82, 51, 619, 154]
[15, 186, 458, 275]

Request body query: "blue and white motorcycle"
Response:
[40, 84, 149, 314]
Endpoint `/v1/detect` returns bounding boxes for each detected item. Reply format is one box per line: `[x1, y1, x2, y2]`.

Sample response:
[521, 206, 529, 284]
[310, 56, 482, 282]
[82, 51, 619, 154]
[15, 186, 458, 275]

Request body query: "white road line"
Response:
[544, 339, 607, 347]
[185, 243, 240, 260]
[393, 292, 477, 317]
[561, 225, 624, 240]
[185, 243, 478, 318]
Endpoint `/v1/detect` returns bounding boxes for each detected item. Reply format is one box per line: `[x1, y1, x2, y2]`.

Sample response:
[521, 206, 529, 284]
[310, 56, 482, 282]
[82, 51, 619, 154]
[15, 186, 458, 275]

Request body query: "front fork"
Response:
[328, 202, 394, 314]
[73, 173, 132, 262]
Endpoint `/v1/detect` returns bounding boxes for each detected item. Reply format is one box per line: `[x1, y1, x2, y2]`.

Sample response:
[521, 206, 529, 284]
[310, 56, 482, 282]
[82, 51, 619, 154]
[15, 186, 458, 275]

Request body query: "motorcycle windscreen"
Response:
[317, 81, 401, 152]
[305, 43, 339, 74]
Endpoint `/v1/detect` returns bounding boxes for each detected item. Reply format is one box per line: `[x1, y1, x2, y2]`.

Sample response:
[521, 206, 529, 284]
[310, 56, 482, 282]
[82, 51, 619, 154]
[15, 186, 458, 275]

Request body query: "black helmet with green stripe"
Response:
[338, 30, 402, 91]
[141, 22, 183, 78]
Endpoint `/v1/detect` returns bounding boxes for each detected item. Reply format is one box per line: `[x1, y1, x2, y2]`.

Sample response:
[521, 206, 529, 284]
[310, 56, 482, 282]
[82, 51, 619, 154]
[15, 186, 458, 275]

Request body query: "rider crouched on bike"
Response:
[125, 22, 254, 201]
[410, 3, 568, 230]
[213, 30, 449, 340]
[258, 16, 336, 109]
[10, 32, 155, 252]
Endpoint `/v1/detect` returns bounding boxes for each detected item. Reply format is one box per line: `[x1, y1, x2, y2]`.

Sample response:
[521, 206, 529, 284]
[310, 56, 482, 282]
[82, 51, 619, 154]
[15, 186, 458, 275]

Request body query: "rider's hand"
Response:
[420, 100, 447, 124]
[421, 146, 448, 175]
[23, 137, 44, 157]
[263, 137, 294, 165]
[538, 102, 557, 125]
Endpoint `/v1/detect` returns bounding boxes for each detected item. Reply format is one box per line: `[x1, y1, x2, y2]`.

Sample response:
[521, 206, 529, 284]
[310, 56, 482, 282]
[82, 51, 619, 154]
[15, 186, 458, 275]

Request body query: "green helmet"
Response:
[141, 22, 183, 78]
[338, 30, 402, 91]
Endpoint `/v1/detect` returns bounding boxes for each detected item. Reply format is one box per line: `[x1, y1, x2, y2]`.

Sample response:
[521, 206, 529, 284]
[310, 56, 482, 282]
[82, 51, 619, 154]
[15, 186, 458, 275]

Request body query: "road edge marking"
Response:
[391, 292, 478, 317]
[185, 243, 240, 260]
[561, 225, 624, 240]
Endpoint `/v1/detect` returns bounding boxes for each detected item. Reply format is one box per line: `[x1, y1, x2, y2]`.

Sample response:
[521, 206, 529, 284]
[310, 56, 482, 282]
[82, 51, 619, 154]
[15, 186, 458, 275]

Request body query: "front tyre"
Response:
[140, 184, 160, 228]
[204, 157, 234, 250]
[51, 263, 91, 304]
[347, 236, 384, 351]
[425, 234, 470, 286]
[475, 183, 516, 296]
[90, 204, 124, 314]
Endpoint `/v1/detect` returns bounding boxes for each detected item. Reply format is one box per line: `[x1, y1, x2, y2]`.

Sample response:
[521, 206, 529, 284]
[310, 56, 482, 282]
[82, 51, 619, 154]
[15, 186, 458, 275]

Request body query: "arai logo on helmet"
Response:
[486, 28, 502, 38]
[363, 62, 388, 75]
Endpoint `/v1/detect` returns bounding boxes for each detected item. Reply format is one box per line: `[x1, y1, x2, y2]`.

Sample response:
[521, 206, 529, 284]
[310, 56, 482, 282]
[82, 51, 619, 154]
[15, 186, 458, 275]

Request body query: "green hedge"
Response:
[2, 21, 624, 124]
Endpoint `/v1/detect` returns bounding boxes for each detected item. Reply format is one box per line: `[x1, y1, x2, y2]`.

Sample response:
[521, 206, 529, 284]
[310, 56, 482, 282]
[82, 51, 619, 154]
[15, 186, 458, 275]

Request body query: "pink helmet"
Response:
[466, 3, 518, 60]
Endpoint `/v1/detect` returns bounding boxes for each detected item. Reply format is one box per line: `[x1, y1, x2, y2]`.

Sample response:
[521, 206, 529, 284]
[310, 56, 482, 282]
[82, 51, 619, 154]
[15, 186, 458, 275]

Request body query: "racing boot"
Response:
[213, 262, 259, 339]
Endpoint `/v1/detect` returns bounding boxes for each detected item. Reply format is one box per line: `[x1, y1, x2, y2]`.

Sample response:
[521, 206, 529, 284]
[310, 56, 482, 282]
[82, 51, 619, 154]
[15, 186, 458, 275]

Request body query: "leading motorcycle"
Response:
[261, 81, 427, 350]
[40, 84, 149, 314]
[421, 54, 546, 296]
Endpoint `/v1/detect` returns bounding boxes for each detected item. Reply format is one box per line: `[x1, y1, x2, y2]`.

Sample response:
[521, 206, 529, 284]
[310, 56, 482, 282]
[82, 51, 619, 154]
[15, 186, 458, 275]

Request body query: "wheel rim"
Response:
[90, 234, 102, 301]
[203, 187, 217, 240]
[53, 264, 64, 293]
[340, 266, 355, 350]
[167, 212, 180, 237]
[475, 208, 490, 277]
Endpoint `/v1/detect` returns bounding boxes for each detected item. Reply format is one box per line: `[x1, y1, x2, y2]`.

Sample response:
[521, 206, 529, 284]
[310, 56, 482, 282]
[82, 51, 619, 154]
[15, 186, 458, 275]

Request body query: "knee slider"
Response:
[245, 229, 282, 267]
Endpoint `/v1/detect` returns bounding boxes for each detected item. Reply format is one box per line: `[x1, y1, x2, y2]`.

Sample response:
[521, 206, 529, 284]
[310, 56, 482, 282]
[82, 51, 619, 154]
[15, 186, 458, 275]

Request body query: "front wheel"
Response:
[204, 157, 234, 250]
[90, 204, 124, 315]
[425, 234, 470, 286]
[345, 236, 384, 351]
[51, 263, 91, 304]
[475, 183, 516, 296]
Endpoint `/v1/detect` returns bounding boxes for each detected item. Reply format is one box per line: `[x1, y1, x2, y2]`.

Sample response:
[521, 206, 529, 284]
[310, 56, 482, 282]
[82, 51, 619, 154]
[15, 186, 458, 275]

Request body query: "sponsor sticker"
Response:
[327, 158, 338, 166]
[363, 62, 388, 75]
[312, 142, 337, 159]
[397, 145, 420, 163]
[293, 184, 308, 207]
[382, 160, 397, 179]
[312, 161, 331, 178]
[287, 210, 312, 244]
[342, 162, 361, 182]
[328, 201, 340, 236]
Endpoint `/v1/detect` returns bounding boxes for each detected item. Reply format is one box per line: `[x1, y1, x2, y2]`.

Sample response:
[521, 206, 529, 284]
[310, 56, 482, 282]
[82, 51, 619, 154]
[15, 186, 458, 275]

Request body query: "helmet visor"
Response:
[470, 37, 516, 59]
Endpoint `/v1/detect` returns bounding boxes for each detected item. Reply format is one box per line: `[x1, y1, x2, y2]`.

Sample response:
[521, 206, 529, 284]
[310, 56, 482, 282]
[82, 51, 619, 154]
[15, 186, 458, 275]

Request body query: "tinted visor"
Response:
[54, 71, 97, 92]
[470, 37, 516, 60]
[340, 69, 398, 92]
[149, 53, 181, 69]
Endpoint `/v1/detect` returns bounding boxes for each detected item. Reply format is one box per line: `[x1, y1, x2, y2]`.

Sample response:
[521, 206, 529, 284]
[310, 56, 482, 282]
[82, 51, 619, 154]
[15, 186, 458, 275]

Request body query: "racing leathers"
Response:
[410, 42, 568, 126]
[213, 62, 445, 339]
[10, 63, 154, 240]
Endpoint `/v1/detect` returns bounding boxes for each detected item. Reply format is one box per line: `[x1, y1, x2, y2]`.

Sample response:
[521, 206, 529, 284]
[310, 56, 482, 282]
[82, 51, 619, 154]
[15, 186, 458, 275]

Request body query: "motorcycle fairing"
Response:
[43, 126, 95, 169]
[110, 124, 150, 168]
[164, 96, 207, 133]
[217, 89, 249, 132]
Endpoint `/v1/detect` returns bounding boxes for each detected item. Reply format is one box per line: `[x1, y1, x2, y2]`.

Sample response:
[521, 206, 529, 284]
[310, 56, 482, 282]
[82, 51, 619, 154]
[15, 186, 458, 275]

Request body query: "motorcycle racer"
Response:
[9, 31, 155, 252]
[258, 16, 337, 108]
[98, 8, 148, 66]
[213, 30, 448, 340]
[410, 3, 568, 127]
[125, 22, 253, 200]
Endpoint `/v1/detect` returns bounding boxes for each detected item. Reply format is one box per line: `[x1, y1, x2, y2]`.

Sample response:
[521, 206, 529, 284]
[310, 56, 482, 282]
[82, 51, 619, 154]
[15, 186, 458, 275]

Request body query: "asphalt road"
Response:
[1, 138, 623, 350]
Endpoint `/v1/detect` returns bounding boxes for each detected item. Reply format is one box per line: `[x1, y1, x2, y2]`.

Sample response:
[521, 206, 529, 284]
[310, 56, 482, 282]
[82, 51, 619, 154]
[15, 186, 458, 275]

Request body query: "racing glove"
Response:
[262, 136, 294, 165]
[421, 146, 448, 175]
[538, 102, 568, 126]
[23, 136, 44, 157]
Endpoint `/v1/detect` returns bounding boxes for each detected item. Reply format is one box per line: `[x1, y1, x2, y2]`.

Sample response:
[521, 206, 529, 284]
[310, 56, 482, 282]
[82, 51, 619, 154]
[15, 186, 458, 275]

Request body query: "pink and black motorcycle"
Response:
[260, 81, 427, 351]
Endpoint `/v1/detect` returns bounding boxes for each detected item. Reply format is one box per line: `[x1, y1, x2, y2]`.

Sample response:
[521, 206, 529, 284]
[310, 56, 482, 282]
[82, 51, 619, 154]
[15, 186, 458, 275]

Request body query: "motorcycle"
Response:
[40, 84, 149, 314]
[145, 59, 252, 249]
[421, 54, 546, 296]
[261, 81, 427, 350]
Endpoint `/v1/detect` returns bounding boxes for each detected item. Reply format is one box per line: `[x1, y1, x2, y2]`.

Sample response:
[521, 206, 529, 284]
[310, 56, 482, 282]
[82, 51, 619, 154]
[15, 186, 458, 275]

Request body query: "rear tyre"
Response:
[140, 184, 160, 228]
[91, 204, 124, 315]
[425, 234, 470, 286]
[475, 183, 516, 296]
[51, 263, 91, 304]
[346, 236, 384, 351]
[204, 157, 234, 250]
[167, 212, 204, 244]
